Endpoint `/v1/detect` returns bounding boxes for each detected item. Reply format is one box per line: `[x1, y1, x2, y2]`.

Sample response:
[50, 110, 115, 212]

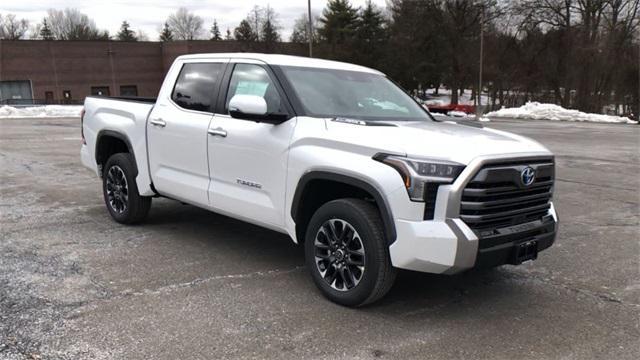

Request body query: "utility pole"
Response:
[478, 4, 484, 112]
[308, 0, 313, 57]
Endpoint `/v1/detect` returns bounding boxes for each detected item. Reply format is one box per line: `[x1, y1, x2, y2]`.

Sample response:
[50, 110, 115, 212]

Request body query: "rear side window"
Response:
[172, 63, 224, 112]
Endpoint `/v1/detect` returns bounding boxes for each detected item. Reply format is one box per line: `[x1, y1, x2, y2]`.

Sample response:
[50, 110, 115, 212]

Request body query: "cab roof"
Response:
[175, 53, 382, 75]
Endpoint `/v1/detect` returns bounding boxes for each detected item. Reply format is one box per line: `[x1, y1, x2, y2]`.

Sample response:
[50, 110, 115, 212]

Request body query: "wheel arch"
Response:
[290, 171, 397, 246]
[95, 130, 137, 176]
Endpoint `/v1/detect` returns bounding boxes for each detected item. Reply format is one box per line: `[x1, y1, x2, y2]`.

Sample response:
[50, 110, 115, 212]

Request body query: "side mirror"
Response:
[228, 94, 290, 124]
[229, 94, 267, 117]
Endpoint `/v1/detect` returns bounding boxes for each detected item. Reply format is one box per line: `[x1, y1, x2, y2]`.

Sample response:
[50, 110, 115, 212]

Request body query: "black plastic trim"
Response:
[474, 224, 557, 268]
[95, 130, 137, 176]
[423, 183, 440, 220]
[291, 171, 397, 245]
[86, 95, 156, 104]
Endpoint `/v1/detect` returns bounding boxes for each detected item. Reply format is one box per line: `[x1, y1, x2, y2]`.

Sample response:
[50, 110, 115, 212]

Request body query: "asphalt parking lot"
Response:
[1, 117, 638, 359]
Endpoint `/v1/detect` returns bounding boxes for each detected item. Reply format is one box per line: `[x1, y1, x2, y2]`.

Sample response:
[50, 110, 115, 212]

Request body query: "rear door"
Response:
[207, 60, 296, 228]
[147, 59, 228, 207]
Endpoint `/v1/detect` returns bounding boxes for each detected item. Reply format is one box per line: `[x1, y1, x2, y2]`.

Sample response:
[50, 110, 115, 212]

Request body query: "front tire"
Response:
[102, 153, 151, 224]
[304, 199, 397, 307]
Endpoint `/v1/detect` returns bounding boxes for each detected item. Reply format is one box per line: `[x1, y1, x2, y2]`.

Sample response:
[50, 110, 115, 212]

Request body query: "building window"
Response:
[63, 90, 71, 100]
[91, 87, 110, 96]
[120, 85, 138, 97]
[45, 91, 54, 103]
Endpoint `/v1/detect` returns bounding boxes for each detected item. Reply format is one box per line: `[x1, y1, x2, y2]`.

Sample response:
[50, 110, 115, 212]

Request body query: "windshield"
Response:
[279, 66, 433, 121]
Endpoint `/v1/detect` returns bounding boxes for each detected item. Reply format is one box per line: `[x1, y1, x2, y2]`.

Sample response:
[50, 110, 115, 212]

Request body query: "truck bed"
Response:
[81, 95, 156, 196]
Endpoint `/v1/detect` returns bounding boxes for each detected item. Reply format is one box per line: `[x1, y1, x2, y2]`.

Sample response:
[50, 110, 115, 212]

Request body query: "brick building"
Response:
[0, 40, 308, 104]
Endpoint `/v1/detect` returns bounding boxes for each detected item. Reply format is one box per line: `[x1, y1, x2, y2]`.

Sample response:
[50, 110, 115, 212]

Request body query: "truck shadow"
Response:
[142, 200, 524, 315]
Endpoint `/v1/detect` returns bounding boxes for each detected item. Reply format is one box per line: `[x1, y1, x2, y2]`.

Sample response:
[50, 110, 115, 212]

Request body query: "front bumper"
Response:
[388, 152, 558, 274]
[389, 204, 557, 274]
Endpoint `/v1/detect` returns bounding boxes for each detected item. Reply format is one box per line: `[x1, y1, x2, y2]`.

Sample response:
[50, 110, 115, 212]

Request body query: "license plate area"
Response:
[514, 240, 538, 264]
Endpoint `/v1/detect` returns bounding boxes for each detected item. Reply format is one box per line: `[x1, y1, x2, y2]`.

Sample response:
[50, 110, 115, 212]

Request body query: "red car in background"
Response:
[426, 103, 476, 116]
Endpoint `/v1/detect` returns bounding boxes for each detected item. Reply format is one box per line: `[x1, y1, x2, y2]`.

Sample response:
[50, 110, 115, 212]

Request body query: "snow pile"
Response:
[486, 102, 637, 124]
[424, 99, 448, 106]
[447, 110, 474, 118]
[0, 105, 83, 118]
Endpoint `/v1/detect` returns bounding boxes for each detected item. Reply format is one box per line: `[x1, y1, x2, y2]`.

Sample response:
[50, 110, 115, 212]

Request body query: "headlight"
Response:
[374, 154, 465, 201]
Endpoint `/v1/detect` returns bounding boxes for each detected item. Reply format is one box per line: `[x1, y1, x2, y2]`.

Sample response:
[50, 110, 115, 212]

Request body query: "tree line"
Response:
[0, 1, 638, 114]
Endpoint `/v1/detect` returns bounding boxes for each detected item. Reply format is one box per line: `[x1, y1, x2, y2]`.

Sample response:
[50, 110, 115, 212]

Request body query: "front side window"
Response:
[172, 63, 224, 112]
[279, 66, 432, 121]
[225, 64, 284, 114]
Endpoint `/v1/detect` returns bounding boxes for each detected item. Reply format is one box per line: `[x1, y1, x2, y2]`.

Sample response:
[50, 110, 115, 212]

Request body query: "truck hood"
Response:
[324, 119, 551, 164]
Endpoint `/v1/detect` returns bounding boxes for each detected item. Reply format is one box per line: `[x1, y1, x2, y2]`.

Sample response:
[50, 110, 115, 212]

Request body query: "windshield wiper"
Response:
[332, 117, 397, 127]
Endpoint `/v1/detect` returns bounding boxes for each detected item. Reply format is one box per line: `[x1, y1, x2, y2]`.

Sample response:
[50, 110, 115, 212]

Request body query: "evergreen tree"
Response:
[159, 22, 173, 41]
[318, 0, 359, 47]
[96, 30, 110, 41]
[210, 19, 222, 40]
[386, 0, 445, 91]
[261, 19, 280, 52]
[116, 20, 137, 41]
[260, 6, 281, 46]
[39, 18, 54, 40]
[261, 20, 280, 42]
[355, 1, 386, 45]
[353, 0, 387, 67]
[234, 19, 257, 42]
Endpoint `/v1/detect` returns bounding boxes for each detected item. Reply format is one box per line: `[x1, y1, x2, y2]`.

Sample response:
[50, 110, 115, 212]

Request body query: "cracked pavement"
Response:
[1, 117, 639, 359]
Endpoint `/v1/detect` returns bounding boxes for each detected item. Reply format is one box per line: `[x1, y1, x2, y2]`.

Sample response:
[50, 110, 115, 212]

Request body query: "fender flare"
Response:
[291, 171, 397, 245]
[95, 130, 138, 176]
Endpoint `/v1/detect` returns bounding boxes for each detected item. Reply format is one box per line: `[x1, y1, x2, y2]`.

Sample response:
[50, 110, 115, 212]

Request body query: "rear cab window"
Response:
[172, 63, 225, 112]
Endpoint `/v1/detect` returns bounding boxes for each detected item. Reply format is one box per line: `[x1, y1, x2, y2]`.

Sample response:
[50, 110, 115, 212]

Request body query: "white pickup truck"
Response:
[81, 53, 558, 306]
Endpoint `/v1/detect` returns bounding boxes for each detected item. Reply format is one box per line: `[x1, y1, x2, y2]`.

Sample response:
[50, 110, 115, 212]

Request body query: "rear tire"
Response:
[102, 153, 151, 224]
[304, 198, 396, 307]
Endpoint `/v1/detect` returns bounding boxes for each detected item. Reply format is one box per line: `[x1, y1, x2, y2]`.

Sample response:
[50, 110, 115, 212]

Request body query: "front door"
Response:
[208, 61, 295, 228]
[147, 60, 227, 207]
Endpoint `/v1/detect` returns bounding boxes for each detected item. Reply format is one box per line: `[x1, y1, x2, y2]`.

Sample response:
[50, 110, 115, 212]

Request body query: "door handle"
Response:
[208, 128, 227, 137]
[150, 118, 166, 127]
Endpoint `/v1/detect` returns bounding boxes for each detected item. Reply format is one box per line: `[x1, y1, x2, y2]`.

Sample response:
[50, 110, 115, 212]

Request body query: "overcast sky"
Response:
[1, 0, 389, 40]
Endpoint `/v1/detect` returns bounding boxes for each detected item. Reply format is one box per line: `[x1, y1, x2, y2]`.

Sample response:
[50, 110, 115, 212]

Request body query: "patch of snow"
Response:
[424, 99, 448, 106]
[447, 110, 473, 118]
[478, 117, 491, 122]
[425, 88, 489, 106]
[486, 102, 637, 124]
[0, 105, 83, 118]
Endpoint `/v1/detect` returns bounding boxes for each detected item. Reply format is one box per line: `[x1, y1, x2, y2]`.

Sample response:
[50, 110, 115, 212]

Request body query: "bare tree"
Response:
[0, 14, 29, 40]
[44, 8, 106, 40]
[261, 5, 281, 45]
[290, 14, 318, 43]
[137, 30, 150, 41]
[167, 7, 204, 40]
[246, 5, 264, 40]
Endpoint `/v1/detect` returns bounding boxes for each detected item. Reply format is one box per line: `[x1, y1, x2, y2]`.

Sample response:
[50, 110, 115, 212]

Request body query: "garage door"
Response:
[0, 80, 33, 104]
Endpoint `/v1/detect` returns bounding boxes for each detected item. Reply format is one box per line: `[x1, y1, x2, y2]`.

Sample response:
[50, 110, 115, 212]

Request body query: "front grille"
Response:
[460, 158, 554, 232]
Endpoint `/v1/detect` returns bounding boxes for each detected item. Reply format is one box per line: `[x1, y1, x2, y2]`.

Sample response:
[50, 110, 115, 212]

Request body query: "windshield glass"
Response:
[279, 66, 432, 121]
